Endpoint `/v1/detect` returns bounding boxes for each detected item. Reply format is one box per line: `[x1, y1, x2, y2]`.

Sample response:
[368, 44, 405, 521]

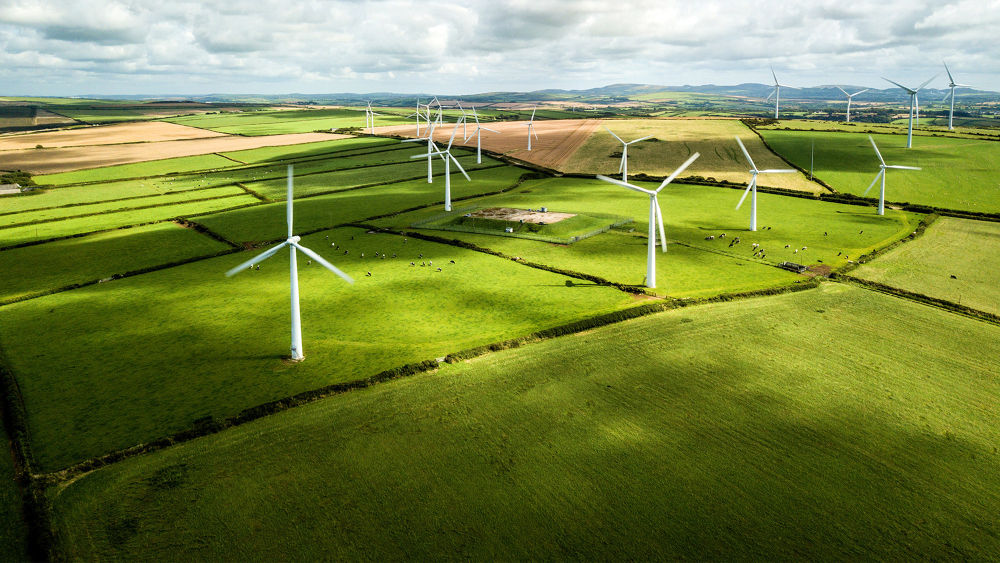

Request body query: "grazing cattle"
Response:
[437, 267, 443, 272]
[802, 246, 807, 250]
[366, 271, 371, 277]
[784, 244, 790, 248]
[705, 235, 715, 240]
[410, 262, 415, 266]
[450, 260, 455, 264]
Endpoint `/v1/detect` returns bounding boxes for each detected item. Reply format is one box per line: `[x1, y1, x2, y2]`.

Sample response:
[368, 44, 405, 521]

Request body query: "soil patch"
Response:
[471, 207, 576, 224]
[0, 122, 226, 152]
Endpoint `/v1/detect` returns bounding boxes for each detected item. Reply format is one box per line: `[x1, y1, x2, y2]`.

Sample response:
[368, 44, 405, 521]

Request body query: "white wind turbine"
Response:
[467, 106, 499, 164]
[364, 101, 381, 133]
[864, 135, 921, 216]
[401, 120, 439, 183]
[411, 120, 470, 211]
[734, 136, 797, 232]
[406, 99, 426, 136]
[767, 67, 798, 119]
[882, 74, 938, 148]
[525, 106, 539, 150]
[605, 126, 653, 182]
[942, 62, 971, 130]
[597, 153, 700, 289]
[225, 165, 353, 361]
[457, 101, 469, 140]
[836, 86, 870, 123]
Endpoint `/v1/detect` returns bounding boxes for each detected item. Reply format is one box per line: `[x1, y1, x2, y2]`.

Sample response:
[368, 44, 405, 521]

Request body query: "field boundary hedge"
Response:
[833, 213, 939, 276]
[834, 275, 1000, 326]
[0, 347, 54, 561]
[0, 183, 241, 218]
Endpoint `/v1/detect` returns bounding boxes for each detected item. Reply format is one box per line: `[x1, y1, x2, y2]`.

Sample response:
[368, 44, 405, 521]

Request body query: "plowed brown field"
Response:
[0, 121, 226, 151]
[375, 118, 602, 170]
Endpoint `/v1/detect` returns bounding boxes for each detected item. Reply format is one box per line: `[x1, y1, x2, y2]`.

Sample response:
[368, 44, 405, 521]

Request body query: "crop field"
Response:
[561, 119, 824, 193]
[46, 284, 1000, 560]
[3, 114, 999, 561]
[373, 176, 918, 296]
[0, 121, 224, 152]
[756, 119, 1000, 140]
[2, 132, 344, 174]
[758, 130, 1000, 213]
[851, 216, 1000, 315]
[164, 108, 411, 135]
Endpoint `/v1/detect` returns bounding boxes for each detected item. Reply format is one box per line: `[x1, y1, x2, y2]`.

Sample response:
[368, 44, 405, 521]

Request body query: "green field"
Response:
[47, 284, 1000, 560]
[561, 119, 823, 193]
[759, 130, 1000, 213]
[34, 154, 240, 185]
[0, 423, 27, 561]
[374, 176, 918, 296]
[164, 108, 411, 135]
[757, 118, 1000, 140]
[852, 216, 1000, 315]
[0, 226, 632, 470]
[0, 222, 231, 304]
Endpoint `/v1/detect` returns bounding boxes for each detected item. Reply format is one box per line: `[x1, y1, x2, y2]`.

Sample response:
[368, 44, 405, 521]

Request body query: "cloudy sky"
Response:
[1, 0, 997, 96]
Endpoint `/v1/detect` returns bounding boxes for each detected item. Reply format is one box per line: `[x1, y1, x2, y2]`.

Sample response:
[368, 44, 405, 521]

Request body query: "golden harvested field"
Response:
[0, 131, 349, 174]
[0, 121, 225, 151]
[376, 118, 602, 169]
[562, 119, 824, 193]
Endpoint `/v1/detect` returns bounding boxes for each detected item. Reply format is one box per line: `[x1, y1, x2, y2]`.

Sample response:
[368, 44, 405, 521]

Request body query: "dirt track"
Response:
[375, 118, 602, 170]
[4, 131, 350, 175]
[0, 121, 226, 151]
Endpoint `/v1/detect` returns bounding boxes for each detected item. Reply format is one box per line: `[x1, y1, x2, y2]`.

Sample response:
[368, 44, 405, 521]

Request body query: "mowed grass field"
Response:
[852, 216, 1000, 315]
[757, 118, 1000, 140]
[0, 226, 632, 470]
[164, 108, 411, 135]
[374, 176, 919, 296]
[47, 284, 1000, 560]
[561, 119, 823, 193]
[759, 130, 1000, 213]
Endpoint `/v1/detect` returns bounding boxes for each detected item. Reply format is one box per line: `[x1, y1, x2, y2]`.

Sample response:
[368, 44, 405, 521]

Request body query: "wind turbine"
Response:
[836, 86, 870, 123]
[467, 106, 499, 164]
[596, 153, 700, 289]
[882, 74, 938, 148]
[457, 102, 469, 141]
[942, 62, 971, 130]
[401, 120, 439, 183]
[406, 99, 425, 136]
[864, 135, 921, 216]
[767, 67, 798, 119]
[605, 126, 653, 182]
[734, 136, 797, 232]
[225, 165, 353, 361]
[411, 120, 470, 211]
[525, 106, 539, 150]
[364, 101, 380, 133]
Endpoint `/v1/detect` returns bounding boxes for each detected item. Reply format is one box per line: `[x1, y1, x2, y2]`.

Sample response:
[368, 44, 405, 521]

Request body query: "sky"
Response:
[1, 0, 998, 97]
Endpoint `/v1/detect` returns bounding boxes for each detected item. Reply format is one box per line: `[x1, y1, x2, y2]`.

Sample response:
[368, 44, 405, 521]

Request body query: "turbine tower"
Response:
[605, 126, 653, 182]
[596, 153, 701, 289]
[734, 137, 797, 232]
[411, 120, 470, 211]
[767, 67, 798, 119]
[865, 135, 921, 216]
[526, 106, 539, 150]
[468, 106, 499, 164]
[225, 165, 353, 361]
[882, 74, 938, 148]
[836, 86, 869, 123]
[942, 62, 971, 131]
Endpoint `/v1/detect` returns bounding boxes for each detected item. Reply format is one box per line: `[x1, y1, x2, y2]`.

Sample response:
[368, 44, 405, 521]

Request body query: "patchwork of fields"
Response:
[1, 115, 998, 560]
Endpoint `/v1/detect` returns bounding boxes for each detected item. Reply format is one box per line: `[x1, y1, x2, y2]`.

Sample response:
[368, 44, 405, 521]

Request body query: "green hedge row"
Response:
[836, 275, 1000, 325]
[0, 348, 54, 560]
[833, 214, 939, 276]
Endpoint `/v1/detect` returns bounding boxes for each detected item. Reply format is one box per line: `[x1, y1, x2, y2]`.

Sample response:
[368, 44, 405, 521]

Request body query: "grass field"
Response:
[374, 176, 918, 295]
[164, 108, 411, 135]
[0, 226, 632, 470]
[852, 216, 1000, 315]
[759, 130, 1000, 213]
[561, 119, 823, 193]
[0, 424, 27, 561]
[34, 154, 239, 185]
[0, 222, 231, 304]
[47, 284, 1000, 560]
[756, 119, 1000, 140]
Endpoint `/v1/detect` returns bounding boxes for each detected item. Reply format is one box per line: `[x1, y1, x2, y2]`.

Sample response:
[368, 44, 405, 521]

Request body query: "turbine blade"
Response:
[225, 242, 288, 277]
[852, 88, 870, 97]
[656, 152, 701, 192]
[655, 198, 667, 252]
[771, 66, 778, 85]
[530, 106, 536, 121]
[449, 153, 471, 180]
[628, 135, 654, 144]
[482, 127, 500, 133]
[735, 181, 753, 210]
[758, 169, 797, 174]
[882, 77, 914, 93]
[868, 135, 886, 166]
[596, 175, 654, 194]
[886, 165, 921, 170]
[605, 126, 625, 144]
[765, 88, 776, 102]
[836, 86, 849, 96]
[734, 136, 757, 170]
[290, 242, 354, 284]
[916, 73, 940, 91]
[863, 170, 883, 195]
[944, 61, 955, 84]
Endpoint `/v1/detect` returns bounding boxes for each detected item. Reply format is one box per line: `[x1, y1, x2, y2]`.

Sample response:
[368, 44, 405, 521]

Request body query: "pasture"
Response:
[851, 216, 1000, 315]
[374, 176, 918, 296]
[164, 108, 411, 135]
[759, 130, 1000, 213]
[561, 119, 824, 193]
[47, 284, 1000, 560]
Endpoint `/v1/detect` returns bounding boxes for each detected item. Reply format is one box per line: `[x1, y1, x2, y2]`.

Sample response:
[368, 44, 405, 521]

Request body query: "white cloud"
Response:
[0, 0, 996, 95]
